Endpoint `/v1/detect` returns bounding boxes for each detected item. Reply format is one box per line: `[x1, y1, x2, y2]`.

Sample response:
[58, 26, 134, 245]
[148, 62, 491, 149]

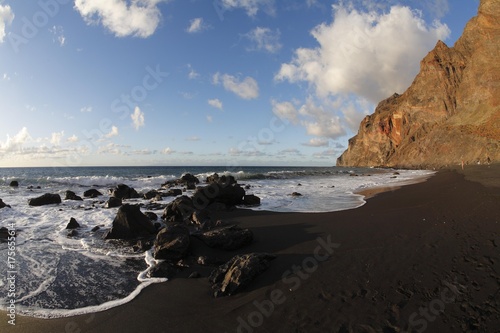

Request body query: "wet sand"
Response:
[2, 166, 499, 332]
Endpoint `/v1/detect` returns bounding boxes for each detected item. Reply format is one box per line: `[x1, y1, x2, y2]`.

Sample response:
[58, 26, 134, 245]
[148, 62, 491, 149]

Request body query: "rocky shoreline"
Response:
[1, 173, 274, 298]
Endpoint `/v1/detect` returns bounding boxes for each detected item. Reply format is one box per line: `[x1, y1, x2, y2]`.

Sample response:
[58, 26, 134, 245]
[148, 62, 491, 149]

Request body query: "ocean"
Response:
[0, 166, 433, 318]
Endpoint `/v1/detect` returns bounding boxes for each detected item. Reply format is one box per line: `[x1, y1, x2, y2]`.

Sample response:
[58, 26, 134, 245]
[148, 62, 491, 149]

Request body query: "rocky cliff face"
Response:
[337, 0, 500, 168]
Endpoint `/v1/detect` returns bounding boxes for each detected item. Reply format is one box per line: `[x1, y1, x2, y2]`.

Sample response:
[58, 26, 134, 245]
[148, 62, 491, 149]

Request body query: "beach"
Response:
[2, 166, 499, 332]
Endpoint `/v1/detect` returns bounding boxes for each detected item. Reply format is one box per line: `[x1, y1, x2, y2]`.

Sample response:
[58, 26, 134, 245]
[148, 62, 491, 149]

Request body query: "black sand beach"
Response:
[2, 166, 499, 332]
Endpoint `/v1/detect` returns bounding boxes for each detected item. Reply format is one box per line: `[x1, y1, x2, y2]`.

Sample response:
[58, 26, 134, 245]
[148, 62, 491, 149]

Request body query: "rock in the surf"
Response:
[209, 253, 276, 297]
[104, 204, 156, 240]
[110, 184, 140, 200]
[65, 190, 83, 201]
[28, 193, 62, 206]
[83, 189, 103, 198]
[66, 217, 80, 229]
[0, 198, 11, 209]
[105, 197, 122, 208]
[162, 196, 195, 223]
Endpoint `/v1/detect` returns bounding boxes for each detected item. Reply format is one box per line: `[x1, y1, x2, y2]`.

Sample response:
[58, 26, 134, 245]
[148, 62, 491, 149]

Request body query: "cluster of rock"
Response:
[101, 174, 272, 297]
[5, 173, 272, 297]
[337, 0, 500, 168]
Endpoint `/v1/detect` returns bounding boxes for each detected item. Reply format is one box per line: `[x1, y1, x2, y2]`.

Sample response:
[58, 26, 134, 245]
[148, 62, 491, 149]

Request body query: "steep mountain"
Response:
[337, 0, 500, 168]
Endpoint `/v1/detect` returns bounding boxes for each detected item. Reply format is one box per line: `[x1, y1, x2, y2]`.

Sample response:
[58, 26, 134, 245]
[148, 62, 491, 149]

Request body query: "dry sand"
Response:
[1, 166, 499, 332]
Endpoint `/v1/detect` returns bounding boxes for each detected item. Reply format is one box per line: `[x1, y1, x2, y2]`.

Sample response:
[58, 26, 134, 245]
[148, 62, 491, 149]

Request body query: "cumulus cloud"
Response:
[213, 72, 259, 100]
[0, 4, 14, 43]
[208, 98, 223, 110]
[217, 0, 275, 17]
[276, 5, 450, 103]
[50, 131, 65, 146]
[74, 0, 165, 38]
[186, 18, 208, 33]
[244, 27, 282, 53]
[67, 135, 79, 143]
[272, 98, 345, 139]
[0, 127, 31, 153]
[131, 106, 145, 130]
[105, 126, 119, 138]
[187, 64, 200, 80]
[161, 147, 175, 154]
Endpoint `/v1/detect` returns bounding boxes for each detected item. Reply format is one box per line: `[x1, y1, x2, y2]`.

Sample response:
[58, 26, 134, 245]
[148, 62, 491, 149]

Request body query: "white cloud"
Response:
[80, 106, 93, 113]
[2, 73, 9, 80]
[302, 138, 329, 147]
[74, 0, 165, 38]
[50, 131, 65, 146]
[131, 106, 145, 130]
[186, 18, 208, 33]
[271, 100, 299, 125]
[0, 4, 14, 43]
[275, 5, 450, 103]
[162, 147, 175, 154]
[206, 115, 213, 123]
[0, 127, 31, 153]
[244, 27, 281, 53]
[187, 64, 200, 80]
[67, 135, 79, 143]
[185, 136, 201, 142]
[208, 98, 223, 110]
[105, 126, 119, 138]
[217, 0, 275, 17]
[49, 25, 66, 46]
[213, 72, 259, 100]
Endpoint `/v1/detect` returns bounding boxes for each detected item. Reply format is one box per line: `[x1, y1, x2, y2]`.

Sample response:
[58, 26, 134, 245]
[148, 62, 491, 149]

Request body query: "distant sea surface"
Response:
[0, 166, 433, 318]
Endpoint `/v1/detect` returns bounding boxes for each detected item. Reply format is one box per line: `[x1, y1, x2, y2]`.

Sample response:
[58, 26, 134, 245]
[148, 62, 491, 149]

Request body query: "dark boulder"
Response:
[191, 209, 211, 226]
[84, 189, 103, 198]
[193, 182, 245, 209]
[180, 173, 200, 185]
[9, 180, 19, 187]
[105, 197, 122, 208]
[162, 196, 195, 223]
[291, 192, 302, 197]
[164, 188, 182, 197]
[144, 211, 158, 221]
[0, 199, 11, 209]
[65, 190, 83, 201]
[194, 225, 253, 250]
[147, 261, 180, 279]
[209, 253, 276, 297]
[28, 193, 62, 206]
[66, 217, 80, 229]
[153, 224, 190, 260]
[143, 190, 160, 200]
[0, 227, 11, 241]
[104, 204, 157, 240]
[110, 184, 140, 200]
[243, 194, 261, 206]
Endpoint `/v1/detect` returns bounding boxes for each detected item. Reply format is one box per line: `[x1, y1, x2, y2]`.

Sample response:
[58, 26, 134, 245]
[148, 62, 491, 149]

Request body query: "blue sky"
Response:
[0, 0, 479, 167]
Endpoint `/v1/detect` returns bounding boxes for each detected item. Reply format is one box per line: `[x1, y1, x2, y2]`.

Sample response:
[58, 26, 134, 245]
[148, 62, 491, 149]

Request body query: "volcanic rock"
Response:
[153, 224, 190, 260]
[0, 199, 10, 209]
[84, 189, 103, 198]
[194, 225, 253, 250]
[105, 197, 122, 208]
[28, 193, 62, 206]
[65, 190, 83, 201]
[110, 184, 140, 200]
[209, 253, 276, 297]
[66, 217, 80, 229]
[104, 204, 156, 240]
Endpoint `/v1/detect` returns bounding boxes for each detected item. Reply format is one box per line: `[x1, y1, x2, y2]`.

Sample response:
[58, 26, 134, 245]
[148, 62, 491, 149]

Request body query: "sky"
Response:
[0, 0, 480, 167]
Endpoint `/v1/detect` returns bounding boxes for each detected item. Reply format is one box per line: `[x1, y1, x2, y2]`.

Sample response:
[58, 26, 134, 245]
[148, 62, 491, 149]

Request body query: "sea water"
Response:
[0, 166, 433, 318]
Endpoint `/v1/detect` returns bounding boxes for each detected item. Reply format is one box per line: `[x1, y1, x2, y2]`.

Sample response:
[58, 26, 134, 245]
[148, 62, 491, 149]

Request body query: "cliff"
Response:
[336, 0, 500, 168]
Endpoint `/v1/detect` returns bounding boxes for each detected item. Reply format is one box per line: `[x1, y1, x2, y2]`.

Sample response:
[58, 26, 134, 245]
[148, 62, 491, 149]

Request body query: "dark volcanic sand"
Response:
[2, 166, 499, 333]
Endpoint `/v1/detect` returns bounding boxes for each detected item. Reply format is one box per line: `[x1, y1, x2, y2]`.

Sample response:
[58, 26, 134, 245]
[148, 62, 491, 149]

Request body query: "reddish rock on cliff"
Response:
[337, 0, 500, 168]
